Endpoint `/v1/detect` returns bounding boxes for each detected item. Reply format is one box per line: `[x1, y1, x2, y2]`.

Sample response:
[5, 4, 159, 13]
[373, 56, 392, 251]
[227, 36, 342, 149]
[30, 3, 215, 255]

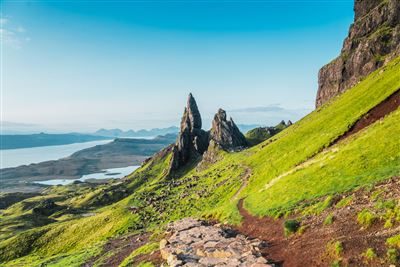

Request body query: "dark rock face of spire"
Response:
[169, 95, 248, 174]
[169, 94, 209, 171]
[209, 109, 248, 151]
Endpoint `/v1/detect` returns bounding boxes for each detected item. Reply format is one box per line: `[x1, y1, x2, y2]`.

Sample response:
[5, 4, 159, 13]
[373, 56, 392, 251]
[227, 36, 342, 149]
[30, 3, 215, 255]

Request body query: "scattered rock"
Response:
[160, 218, 275, 267]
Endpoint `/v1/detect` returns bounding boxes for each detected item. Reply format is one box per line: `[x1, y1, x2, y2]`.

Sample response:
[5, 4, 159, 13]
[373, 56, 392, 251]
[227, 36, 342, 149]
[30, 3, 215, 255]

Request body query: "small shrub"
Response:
[386, 234, 400, 248]
[357, 209, 376, 227]
[335, 195, 353, 208]
[371, 189, 384, 201]
[375, 199, 396, 210]
[333, 241, 343, 257]
[363, 248, 377, 260]
[302, 196, 333, 216]
[297, 225, 308, 235]
[327, 240, 343, 258]
[284, 219, 300, 236]
[324, 213, 334, 225]
[386, 248, 398, 264]
[384, 218, 393, 228]
[272, 210, 285, 219]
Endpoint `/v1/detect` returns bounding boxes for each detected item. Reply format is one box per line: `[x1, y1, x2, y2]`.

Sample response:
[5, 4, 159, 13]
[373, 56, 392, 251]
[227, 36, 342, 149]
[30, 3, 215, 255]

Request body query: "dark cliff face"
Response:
[209, 109, 248, 151]
[316, 0, 400, 107]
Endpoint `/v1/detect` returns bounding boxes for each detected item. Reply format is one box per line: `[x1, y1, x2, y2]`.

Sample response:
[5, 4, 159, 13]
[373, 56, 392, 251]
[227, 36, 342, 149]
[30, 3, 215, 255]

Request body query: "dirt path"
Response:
[233, 177, 400, 267]
[231, 165, 252, 201]
[334, 88, 400, 144]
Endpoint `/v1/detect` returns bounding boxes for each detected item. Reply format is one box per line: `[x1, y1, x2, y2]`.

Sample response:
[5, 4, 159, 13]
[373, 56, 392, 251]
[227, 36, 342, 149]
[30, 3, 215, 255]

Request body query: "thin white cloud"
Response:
[16, 26, 26, 33]
[0, 18, 28, 49]
[0, 18, 8, 26]
[228, 104, 312, 126]
[1, 28, 22, 49]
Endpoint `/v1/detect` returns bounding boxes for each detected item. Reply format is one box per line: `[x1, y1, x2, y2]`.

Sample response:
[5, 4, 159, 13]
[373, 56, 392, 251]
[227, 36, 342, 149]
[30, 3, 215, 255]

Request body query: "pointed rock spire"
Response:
[186, 93, 202, 130]
[169, 94, 209, 173]
[209, 109, 248, 151]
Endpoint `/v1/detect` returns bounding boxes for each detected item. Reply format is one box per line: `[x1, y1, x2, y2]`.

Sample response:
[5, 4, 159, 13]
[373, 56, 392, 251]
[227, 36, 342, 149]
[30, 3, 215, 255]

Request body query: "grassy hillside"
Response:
[0, 57, 399, 266]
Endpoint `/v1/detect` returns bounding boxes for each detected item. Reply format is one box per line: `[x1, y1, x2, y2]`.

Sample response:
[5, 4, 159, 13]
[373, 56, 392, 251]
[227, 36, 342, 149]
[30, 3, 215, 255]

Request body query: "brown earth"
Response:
[234, 177, 400, 267]
[334, 88, 400, 144]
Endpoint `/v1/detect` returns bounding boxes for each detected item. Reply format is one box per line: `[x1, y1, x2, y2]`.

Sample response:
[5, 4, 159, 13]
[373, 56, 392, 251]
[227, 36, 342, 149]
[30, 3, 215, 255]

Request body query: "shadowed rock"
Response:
[316, 0, 400, 107]
[169, 94, 209, 171]
[209, 109, 248, 151]
[169, 96, 249, 173]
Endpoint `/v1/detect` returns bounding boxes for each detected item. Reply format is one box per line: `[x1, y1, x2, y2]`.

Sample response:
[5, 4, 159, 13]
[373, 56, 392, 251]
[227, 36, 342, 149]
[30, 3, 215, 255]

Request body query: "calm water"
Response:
[0, 140, 112, 169]
[34, 165, 140, 185]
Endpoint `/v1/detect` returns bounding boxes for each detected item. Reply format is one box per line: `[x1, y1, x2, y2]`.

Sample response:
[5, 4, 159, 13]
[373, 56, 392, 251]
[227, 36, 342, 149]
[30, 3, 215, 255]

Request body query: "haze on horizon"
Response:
[1, 0, 354, 133]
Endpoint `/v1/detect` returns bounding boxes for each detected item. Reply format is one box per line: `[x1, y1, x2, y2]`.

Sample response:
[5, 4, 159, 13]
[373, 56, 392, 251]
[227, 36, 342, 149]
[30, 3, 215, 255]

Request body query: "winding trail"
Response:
[231, 165, 252, 201]
[233, 177, 400, 267]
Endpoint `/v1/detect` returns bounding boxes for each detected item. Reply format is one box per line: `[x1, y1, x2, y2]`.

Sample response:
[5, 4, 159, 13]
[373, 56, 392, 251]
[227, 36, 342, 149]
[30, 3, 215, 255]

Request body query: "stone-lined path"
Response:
[160, 218, 275, 267]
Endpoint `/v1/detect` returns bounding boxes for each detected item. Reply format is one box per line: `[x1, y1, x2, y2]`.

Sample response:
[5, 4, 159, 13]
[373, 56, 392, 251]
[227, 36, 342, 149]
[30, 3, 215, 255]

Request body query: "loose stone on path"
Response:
[160, 218, 275, 267]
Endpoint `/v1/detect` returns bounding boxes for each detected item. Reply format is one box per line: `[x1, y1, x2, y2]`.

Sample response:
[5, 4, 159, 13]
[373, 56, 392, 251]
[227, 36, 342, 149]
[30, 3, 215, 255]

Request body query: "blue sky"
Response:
[1, 0, 354, 132]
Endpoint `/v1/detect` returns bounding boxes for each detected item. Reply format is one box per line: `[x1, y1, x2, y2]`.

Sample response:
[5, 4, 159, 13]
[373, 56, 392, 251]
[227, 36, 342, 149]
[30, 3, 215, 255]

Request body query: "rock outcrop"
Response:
[160, 218, 274, 267]
[209, 109, 248, 151]
[169, 95, 248, 173]
[316, 0, 400, 107]
[169, 94, 209, 171]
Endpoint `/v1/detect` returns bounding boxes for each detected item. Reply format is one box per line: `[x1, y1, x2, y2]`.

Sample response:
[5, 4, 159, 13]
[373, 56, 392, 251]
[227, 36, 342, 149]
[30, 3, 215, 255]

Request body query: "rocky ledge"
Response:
[160, 218, 274, 267]
[316, 0, 400, 107]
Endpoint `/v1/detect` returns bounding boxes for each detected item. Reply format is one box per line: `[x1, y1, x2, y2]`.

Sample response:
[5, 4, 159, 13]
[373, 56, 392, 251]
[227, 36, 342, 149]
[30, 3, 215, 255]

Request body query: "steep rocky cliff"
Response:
[316, 0, 400, 107]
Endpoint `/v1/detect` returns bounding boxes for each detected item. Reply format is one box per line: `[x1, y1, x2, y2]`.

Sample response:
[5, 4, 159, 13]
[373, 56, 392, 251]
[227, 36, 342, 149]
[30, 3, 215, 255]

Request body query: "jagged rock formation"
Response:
[209, 109, 248, 151]
[169, 94, 209, 171]
[169, 96, 249, 173]
[316, 0, 400, 107]
[160, 218, 274, 267]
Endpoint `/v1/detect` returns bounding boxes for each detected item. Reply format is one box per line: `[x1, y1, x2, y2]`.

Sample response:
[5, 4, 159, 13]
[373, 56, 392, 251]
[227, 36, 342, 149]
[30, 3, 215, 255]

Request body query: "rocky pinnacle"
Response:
[169, 94, 209, 172]
[209, 109, 248, 151]
[169, 95, 248, 174]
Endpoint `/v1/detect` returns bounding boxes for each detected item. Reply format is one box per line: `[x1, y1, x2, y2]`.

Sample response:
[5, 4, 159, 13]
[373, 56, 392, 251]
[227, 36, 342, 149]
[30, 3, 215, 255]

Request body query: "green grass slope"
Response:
[0, 57, 399, 266]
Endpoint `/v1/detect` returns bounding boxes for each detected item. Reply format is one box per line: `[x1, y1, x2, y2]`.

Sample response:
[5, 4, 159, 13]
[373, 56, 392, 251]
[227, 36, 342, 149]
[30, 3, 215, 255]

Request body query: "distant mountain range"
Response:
[0, 125, 262, 150]
[93, 126, 180, 138]
[93, 124, 260, 138]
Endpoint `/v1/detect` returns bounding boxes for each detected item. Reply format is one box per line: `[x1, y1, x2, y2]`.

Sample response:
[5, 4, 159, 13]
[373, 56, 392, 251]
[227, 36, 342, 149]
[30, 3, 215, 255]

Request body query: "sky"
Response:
[1, 0, 354, 133]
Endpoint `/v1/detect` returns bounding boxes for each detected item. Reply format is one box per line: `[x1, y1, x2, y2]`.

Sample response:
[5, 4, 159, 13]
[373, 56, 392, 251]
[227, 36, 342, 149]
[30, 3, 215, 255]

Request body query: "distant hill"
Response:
[1, 133, 178, 192]
[0, 133, 110, 150]
[93, 126, 179, 138]
[245, 120, 291, 146]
